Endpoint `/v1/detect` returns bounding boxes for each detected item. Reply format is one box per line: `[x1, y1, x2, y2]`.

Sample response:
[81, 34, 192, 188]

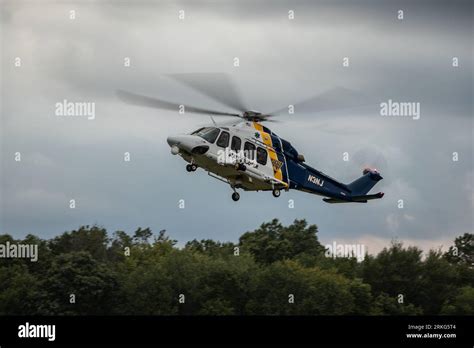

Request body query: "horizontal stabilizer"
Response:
[323, 192, 384, 204]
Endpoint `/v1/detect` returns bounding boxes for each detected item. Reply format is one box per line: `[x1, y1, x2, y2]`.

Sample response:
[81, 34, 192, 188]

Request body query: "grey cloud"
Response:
[1, 0, 472, 250]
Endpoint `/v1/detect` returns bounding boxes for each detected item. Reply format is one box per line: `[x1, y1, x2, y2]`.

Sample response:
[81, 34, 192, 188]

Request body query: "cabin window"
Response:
[194, 127, 220, 144]
[244, 141, 256, 160]
[256, 147, 268, 165]
[231, 136, 241, 151]
[216, 131, 230, 148]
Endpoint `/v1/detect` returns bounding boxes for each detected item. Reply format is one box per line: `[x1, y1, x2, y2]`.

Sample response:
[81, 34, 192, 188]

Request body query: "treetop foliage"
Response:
[0, 220, 472, 315]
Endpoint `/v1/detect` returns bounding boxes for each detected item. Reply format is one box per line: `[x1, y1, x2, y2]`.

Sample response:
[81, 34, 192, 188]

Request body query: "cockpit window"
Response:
[191, 127, 204, 135]
[193, 127, 220, 144]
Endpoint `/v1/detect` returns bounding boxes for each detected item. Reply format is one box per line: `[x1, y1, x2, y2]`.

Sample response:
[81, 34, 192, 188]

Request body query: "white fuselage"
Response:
[167, 121, 287, 191]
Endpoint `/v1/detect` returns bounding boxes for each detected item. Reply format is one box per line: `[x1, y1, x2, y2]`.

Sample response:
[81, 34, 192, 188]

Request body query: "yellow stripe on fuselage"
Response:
[253, 122, 283, 182]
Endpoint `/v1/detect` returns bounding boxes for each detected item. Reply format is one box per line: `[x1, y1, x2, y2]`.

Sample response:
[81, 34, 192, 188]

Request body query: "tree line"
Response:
[0, 219, 472, 315]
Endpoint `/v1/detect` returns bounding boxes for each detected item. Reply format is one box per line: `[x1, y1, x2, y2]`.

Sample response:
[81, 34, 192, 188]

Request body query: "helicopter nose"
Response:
[167, 134, 205, 154]
[167, 136, 183, 155]
[167, 136, 179, 147]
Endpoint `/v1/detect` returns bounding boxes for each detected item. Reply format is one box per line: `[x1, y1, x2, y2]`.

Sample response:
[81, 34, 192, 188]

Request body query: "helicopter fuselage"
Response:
[166, 121, 384, 203]
[167, 121, 286, 192]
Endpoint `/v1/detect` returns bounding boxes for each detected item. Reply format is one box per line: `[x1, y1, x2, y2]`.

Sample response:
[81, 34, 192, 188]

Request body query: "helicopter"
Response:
[117, 73, 384, 203]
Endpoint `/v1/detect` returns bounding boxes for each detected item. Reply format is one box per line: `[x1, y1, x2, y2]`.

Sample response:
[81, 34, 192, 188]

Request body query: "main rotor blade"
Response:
[268, 86, 376, 117]
[116, 90, 241, 117]
[167, 73, 248, 113]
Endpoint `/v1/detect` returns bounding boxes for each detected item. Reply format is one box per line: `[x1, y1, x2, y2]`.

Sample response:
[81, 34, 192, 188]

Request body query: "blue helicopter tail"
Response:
[346, 168, 383, 195]
[322, 168, 384, 203]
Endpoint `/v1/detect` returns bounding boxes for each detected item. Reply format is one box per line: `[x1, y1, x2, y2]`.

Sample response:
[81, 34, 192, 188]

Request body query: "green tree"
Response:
[440, 287, 474, 315]
[114, 251, 177, 315]
[361, 241, 424, 311]
[245, 260, 358, 315]
[418, 250, 460, 314]
[49, 226, 109, 261]
[195, 254, 258, 315]
[371, 292, 423, 315]
[1, 223, 472, 316]
[444, 233, 473, 266]
[132, 227, 153, 245]
[108, 230, 133, 262]
[239, 219, 325, 264]
[349, 278, 373, 315]
[185, 239, 237, 258]
[40, 251, 118, 315]
[0, 264, 41, 315]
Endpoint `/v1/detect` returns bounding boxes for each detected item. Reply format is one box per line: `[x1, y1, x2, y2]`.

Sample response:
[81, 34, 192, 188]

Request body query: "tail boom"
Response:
[323, 168, 384, 204]
[286, 158, 384, 204]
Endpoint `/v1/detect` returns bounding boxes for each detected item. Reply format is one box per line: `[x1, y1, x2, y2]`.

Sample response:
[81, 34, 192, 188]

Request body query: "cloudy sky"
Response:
[1, 0, 472, 254]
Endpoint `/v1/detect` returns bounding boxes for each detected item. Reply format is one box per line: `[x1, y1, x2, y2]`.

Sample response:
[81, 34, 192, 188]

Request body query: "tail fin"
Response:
[347, 168, 383, 195]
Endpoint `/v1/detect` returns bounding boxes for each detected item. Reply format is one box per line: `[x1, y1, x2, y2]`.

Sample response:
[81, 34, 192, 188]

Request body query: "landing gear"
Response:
[272, 189, 281, 198]
[235, 163, 246, 171]
[186, 164, 197, 172]
[232, 192, 240, 201]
